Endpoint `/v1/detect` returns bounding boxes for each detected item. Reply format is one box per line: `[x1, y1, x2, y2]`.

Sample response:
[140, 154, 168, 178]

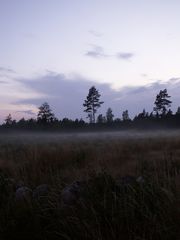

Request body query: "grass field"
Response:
[0, 130, 180, 239]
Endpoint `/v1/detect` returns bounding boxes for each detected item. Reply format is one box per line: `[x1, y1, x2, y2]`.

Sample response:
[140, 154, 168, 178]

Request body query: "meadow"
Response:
[0, 130, 180, 240]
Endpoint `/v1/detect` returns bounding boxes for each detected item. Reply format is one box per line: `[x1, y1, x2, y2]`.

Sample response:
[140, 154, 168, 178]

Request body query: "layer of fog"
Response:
[0, 130, 180, 144]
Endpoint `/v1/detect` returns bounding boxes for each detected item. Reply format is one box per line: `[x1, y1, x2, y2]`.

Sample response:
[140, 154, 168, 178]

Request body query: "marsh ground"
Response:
[0, 130, 180, 239]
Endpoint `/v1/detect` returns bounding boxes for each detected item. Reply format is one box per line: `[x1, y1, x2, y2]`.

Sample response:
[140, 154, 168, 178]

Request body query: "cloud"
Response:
[89, 30, 103, 37]
[0, 67, 16, 74]
[13, 72, 180, 120]
[0, 80, 8, 84]
[168, 77, 180, 83]
[15, 110, 36, 116]
[117, 52, 134, 61]
[85, 45, 108, 58]
[15, 73, 118, 119]
[85, 47, 134, 62]
[141, 73, 148, 78]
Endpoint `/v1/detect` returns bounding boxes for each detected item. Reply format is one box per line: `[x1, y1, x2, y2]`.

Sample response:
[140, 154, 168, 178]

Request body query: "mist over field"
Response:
[1, 0, 180, 239]
[0, 129, 180, 143]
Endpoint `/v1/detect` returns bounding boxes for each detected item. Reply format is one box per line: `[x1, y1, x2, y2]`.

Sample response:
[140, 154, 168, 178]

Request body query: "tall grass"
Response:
[0, 133, 179, 239]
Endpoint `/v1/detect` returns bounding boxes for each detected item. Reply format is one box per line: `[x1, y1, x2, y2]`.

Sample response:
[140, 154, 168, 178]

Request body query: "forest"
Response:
[1, 87, 180, 131]
[0, 87, 180, 240]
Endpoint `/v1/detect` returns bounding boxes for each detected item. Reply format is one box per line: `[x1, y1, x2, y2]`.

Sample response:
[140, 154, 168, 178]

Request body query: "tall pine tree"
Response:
[154, 89, 172, 116]
[83, 86, 104, 123]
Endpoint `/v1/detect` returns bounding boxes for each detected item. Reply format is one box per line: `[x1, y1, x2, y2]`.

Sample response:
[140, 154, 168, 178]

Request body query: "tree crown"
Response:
[83, 86, 104, 123]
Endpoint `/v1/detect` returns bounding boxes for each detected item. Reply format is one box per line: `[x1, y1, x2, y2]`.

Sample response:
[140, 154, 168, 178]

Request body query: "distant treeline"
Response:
[1, 87, 180, 131]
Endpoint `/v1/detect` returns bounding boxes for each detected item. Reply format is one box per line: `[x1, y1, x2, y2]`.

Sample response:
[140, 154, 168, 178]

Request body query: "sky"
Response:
[0, 0, 180, 122]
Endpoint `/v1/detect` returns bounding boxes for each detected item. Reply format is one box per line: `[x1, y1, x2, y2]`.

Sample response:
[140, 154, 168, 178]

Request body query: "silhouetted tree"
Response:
[154, 89, 172, 116]
[142, 109, 149, 118]
[166, 109, 173, 116]
[176, 107, 180, 115]
[37, 102, 55, 124]
[97, 114, 106, 124]
[106, 108, 114, 123]
[4, 114, 13, 125]
[136, 109, 149, 120]
[97, 114, 103, 124]
[149, 112, 154, 118]
[83, 86, 104, 123]
[114, 118, 121, 123]
[155, 112, 160, 119]
[122, 110, 129, 121]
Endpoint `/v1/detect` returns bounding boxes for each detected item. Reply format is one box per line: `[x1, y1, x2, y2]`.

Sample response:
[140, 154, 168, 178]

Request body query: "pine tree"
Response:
[106, 108, 114, 123]
[4, 114, 13, 125]
[154, 89, 172, 116]
[37, 102, 55, 124]
[97, 114, 105, 124]
[83, 86, 104, 123]
[176, 107, 180, 115]
[122, 110, 129, 121]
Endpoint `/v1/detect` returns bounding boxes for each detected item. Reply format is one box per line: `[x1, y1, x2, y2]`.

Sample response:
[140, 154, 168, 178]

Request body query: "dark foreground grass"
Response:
[0, 132, 180, 239]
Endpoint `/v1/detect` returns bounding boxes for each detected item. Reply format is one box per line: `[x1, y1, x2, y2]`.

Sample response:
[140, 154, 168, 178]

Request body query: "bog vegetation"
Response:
[0, 132, 179, 239]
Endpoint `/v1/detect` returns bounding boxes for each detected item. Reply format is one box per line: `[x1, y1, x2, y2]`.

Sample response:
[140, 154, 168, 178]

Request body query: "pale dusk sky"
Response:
[0, 0, 180, 121]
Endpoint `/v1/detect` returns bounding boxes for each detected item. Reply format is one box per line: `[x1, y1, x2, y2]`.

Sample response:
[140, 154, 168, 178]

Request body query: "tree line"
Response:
[1, 86, 180, 131]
